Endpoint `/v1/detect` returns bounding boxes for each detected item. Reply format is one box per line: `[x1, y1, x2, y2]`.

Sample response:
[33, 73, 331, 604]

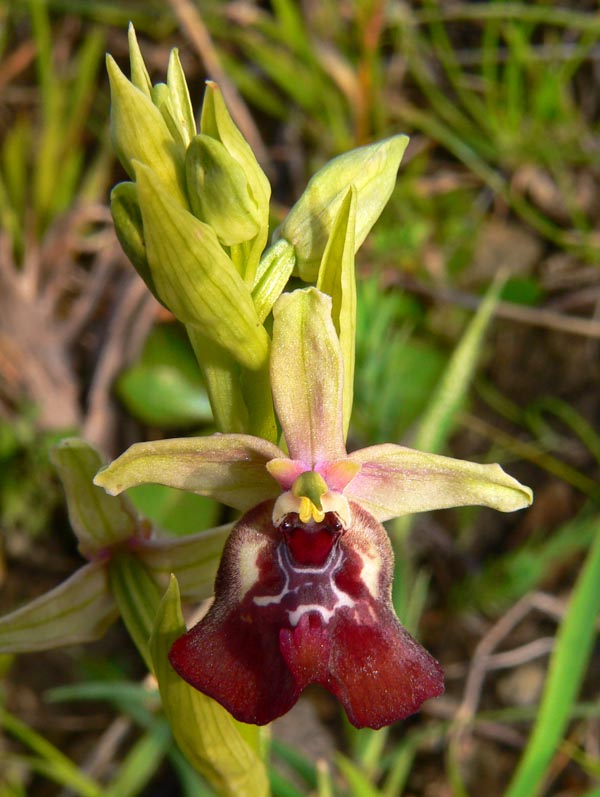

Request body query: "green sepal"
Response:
[106, 54, 186, 205]
[277, 134, 409, 281]
[200, 82, 270, 229]
[149, 576, 269, 797]
[252, 239, 296, 323]
[167, 48, 196, 148]
[317, 186, 357, 440]
[50, 438, 137, 556]
[0, 562, 117, 653]
[186, 134, 260, 247]
[108, 550, 163, 672]
[110, 181, 163, 304]
[135, 161, 270, 371]
[127, 23, 152, 97]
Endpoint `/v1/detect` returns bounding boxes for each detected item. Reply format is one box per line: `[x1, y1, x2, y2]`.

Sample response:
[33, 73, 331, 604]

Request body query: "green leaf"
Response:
[127, 483, 220, 537]
[0, 563, 117, 653]
[50, 438, 137, 554]
[316, 186, 357, 440]
[135, 161, 270, 371]
[116, 324, 212, 428]
[277, 135, 409, 281]
[149, 576, 269, 797]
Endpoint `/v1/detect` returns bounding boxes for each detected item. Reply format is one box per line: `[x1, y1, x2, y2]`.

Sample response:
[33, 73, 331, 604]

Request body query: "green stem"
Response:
[187, 325, 249, 433]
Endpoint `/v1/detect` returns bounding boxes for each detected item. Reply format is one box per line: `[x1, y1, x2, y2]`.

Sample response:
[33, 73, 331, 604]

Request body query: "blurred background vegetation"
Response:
[1, 1, 600, 795]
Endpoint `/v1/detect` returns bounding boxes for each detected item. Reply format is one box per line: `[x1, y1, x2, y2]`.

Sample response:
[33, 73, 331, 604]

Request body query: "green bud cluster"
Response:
[108, 25, 409, 440]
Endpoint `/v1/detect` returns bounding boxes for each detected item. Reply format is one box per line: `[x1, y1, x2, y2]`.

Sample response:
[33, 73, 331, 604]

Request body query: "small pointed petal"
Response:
[94, 435, 284, 511]
[271, 289, 346, 464]
[0, 563, 117, 653]
[169, 504, 300, 725]
[252, 240, 296, 324]
[346, 444, 533, 521]
[318, 459, 361, 492]
[266, 458, 310, 490]
[51, 438, 137, 555]
[138, 524, 231, 601]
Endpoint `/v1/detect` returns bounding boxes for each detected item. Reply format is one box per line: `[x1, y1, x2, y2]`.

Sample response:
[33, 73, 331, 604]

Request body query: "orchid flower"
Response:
[95, 288, 532, 729]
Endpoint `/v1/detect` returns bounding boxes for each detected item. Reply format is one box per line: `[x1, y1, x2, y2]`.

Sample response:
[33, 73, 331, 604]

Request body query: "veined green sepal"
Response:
[106, 54, 187, 205]
[277, 134, 409, 281]
[50, 438, 137, 555]
[149, 576, 269, 797]
[0, 563, 117, 653]
[135, 161, 270, 371]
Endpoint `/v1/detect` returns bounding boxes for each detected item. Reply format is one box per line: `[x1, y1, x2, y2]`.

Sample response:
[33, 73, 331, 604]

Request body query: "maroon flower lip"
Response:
[169, 501, 444, 729]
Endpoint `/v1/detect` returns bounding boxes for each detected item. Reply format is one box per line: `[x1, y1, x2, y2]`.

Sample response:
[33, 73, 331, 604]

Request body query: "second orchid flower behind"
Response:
[95, 288, 532, 730]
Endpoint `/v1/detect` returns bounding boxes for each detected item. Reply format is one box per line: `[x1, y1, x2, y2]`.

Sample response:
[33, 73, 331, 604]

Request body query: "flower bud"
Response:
[186, 134, 261, 246]
[277, 135, 409, 281]
[135, 161, 270, 370]
[110, 181, 162, 304]
[107, 54, 187, 205]
[200, 82, 270, 230]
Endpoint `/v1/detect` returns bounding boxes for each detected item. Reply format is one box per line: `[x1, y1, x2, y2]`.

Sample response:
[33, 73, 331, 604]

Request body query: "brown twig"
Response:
[392, 273, 600, 339]
[83, 274, 158, 452]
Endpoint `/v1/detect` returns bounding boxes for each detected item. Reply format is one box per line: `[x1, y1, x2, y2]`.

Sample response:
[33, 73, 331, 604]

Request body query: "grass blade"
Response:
[506, 528, 600, 796]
